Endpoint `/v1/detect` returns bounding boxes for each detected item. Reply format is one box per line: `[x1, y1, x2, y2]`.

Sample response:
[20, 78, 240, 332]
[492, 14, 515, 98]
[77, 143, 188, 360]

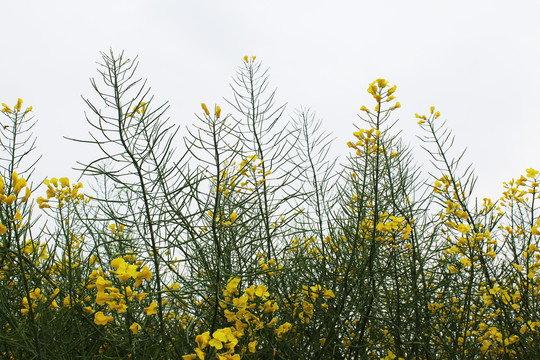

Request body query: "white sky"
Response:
[1, 0, 539, 202]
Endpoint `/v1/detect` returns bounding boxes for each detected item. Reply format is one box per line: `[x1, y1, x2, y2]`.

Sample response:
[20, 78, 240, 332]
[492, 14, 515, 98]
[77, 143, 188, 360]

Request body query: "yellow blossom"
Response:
[143, 301, 158, 316]
[14, 99, 23, 112]
[96, 276, 112, 292]
[215, 106, 222, 119]
[526, 168, 539, 178]
[4, 194, 16, 205]
[14, 209, 22, 222]
[94, 311, 114, 326]
[248, 340, 258, 353]
[275, 322, 292, 337]
[129, 322, 141, 334]
[21, 187, 31, 202]
[1, 103, 12, 114]
[134, 266, 152, 287]
[460, 257, 472, 267]
[201, 103, 210, 116]
[195, 331, 210, 349]
[59, 177, 70, 188]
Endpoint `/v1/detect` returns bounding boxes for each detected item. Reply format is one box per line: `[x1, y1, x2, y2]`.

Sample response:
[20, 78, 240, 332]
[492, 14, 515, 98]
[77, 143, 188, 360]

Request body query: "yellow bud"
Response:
[15, 99, 23, 112]
[201, 103, 210, 116]
[22, 187, 31, 202]
[376, 79, 388, 88]
[215, 106, 221, 119]
[243, 56, 249, 63]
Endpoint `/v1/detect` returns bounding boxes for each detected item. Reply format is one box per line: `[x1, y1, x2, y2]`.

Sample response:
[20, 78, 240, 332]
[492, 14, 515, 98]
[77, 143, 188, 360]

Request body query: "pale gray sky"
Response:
[1, 0, 539, 201]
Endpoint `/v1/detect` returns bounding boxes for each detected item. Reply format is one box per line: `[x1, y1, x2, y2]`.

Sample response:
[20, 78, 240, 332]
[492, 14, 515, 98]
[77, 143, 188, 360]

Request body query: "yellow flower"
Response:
[3, 194, 16, 205]
[14, 209, 22, 222]
[201, 103, 210, 116]
[449, 265, 459, 274]
[226, 277, 241, 295]
[13, 177, 27, 195]
[94, 311, 114, 326]
[376, 79, 388, 88]
[230, 211, 237, 223]
[96, 276, 113, 292]
[248, 340, 258, 353]
[267, 317, 278, 328]
[360, 105, 370, 113]
[96, 291, 111, 306]
[1, 103, 12, 114]
[233, 295, 248, 310]
[182, 355, 197, 360]
[21, 187, 31, 202]
[59, 177, 70, 188]
[243, 56, 249, 63]
[215, 106, 222, 119]
[195, 348, 205, 360]
[526, 168, 539, 178]
[460, 257, 472, 267]
[195, 331, 211, 349]
[275, 322, 292, 337]
[254, 284, 269, 298]
[110, 257, 125, 269]
[0, 223, 6, 235]
[134, 266, 152, 287]
[323, 289, 335, 299]
[387, 84, 397, 95]
[143, 301, 158, 315]
[129, 322, 141, 334]
[36, 196, 50, 209]
[14, 99, 23, 112]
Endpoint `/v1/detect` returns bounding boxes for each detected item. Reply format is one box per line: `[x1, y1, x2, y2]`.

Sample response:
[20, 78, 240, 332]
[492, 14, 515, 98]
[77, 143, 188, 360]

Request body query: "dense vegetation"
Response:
[1, 50, 539, 359]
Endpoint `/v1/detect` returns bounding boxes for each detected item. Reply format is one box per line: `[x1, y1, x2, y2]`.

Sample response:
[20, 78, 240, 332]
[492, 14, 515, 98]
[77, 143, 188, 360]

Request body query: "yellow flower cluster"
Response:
[362, 79, 400, 113]
[87, 256, 152, 327]
[0, 172, 32, 233]
[415, 106, 440, 125]
[347, 128, 383, 157]
[184, 277, 288, 359]
[1, 98, 32, 116]
[39, 177, 87, 209]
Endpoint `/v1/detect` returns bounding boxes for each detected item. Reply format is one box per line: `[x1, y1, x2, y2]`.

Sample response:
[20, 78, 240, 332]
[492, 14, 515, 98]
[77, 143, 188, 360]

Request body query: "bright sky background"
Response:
[1, 0, 539, 202]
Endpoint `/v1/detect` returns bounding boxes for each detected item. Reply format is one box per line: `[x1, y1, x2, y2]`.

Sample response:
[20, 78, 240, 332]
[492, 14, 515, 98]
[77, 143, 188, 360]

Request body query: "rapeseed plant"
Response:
[1, 51, 540, 359]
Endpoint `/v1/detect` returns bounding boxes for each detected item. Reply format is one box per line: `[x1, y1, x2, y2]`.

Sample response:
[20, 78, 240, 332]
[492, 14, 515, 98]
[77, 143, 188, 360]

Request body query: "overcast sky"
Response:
[1, 0, 539, 201]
